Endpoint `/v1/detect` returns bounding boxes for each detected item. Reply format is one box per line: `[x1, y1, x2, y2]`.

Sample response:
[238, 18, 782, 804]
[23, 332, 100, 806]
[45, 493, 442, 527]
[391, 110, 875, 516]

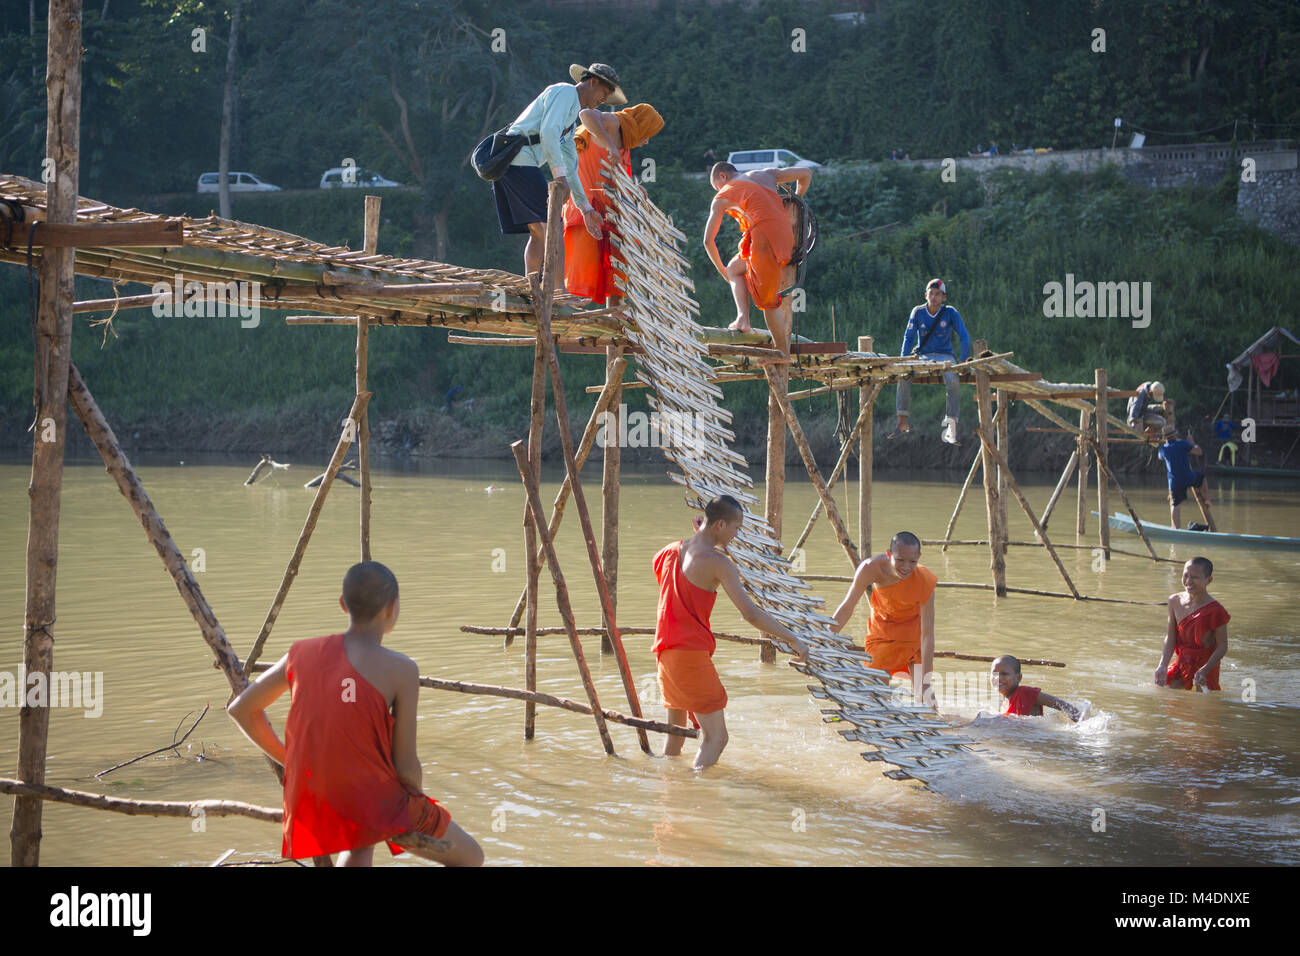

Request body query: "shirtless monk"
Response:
[703, 161, 812, 355]
[830, 531, 937, 706]
[654, 494, 809, 769]
[562, 103, 664, 304]
[227, 561, 483, 866]
[1156, 556, 1230, 691]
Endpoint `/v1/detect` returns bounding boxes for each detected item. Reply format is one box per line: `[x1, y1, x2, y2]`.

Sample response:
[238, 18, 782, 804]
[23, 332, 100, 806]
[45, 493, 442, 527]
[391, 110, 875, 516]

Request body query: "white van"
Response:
[725, 149, 822, 171]
[319, 167, 402, 189]
[196, 171, 281, 193]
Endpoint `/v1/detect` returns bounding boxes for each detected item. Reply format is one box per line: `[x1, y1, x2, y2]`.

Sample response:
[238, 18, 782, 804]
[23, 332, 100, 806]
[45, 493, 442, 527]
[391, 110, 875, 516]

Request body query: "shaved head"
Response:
[705, 494, 743, 525]
[992, 654, 1021, 675]
[891, 531, 921, 553]
[342, 561, 399, 622]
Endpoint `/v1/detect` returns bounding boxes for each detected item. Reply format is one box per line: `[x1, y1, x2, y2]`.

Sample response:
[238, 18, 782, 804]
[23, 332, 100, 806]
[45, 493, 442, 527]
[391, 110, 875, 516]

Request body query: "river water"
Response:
[1, 454, 1297, 866]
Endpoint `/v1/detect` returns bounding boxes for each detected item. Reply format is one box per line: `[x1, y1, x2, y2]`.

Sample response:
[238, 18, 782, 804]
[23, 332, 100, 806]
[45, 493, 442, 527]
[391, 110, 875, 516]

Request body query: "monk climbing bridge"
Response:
[602, 159, 974, 783]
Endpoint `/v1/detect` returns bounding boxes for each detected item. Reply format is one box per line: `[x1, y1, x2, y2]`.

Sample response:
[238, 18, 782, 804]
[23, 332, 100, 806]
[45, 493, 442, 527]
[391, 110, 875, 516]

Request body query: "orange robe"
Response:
[653, 542, 727, 723]
[717, 179, 794, 310]
[864, 565, 938, 678]
[562, 140, 631, 304]
[281, 633, 451, 859]
[1167, 600, 1229, 691]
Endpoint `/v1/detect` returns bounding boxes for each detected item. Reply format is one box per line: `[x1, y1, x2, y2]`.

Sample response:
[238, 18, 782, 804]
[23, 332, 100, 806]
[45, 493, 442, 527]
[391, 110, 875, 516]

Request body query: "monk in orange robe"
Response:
[1157, 556, 1230, 691]
[653, 495, 809, 769]
[562, 103, 664, 304]
[831, 531, 937, 705]
[703, 161, 813, 354]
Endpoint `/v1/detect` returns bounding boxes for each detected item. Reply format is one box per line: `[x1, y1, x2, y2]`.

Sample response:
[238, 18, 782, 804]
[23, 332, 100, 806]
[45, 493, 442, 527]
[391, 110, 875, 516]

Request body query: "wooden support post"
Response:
[1191, 485, 1218, 532]
[530, 183, 649, 753]
[766, 369, 861, 568]
[1040, 450, 1080, 532]
[996, 389, 1010, 555]
[791, 382, 880, 554]
[521, 263, 548, 740]
[508, 358, 626, 631]
[762, 362, 787, 663]
[244, 391, 372, 672]
[356, 196, 380, 561]
[13, 0, 82, 868]
[1086, 439, 1161, 560]
[858, 335, 874, 561]
[942, 446, 983, 551]
[1076, 408, 1091, 535]
[363, 195, 381, 255]
[510, 441, 615, 755]
[974, 428, 1080, 598]
[974, 344, 1007, 596]
[1095, 369, 1111, 557]
[601, 345, 622, 653]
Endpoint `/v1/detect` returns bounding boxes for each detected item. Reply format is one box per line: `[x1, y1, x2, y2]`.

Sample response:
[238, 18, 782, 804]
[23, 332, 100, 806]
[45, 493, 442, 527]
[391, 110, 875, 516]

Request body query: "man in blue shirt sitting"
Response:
[891, 278, 972, 444]
[1157, 427, 1212, 528]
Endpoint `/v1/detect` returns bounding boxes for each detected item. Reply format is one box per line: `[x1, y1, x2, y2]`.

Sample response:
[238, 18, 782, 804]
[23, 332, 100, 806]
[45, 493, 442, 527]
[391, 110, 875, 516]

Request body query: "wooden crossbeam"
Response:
[4, 219, 183, 248]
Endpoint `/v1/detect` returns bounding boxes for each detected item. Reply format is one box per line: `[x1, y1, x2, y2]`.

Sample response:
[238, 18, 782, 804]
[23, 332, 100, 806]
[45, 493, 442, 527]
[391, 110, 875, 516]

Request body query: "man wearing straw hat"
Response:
[493, 63, 627, 277]
[1128, 380, 1169, 441]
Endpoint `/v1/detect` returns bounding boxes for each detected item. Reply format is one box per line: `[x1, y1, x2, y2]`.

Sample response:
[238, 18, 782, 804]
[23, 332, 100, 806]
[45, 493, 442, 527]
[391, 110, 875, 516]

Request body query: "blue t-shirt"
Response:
[1157, 439, 1199, 488]
[900, 304, 971, 361]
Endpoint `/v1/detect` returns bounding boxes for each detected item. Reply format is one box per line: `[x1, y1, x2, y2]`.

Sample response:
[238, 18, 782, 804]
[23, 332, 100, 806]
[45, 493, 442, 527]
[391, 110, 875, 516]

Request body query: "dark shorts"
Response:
[1169, 471, 1205, 506]
[493, 164, 549, 234]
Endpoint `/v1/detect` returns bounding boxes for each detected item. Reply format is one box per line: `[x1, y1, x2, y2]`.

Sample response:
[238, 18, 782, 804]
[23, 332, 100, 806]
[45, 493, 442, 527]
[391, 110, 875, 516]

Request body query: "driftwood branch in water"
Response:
[95, 703, 210, 777]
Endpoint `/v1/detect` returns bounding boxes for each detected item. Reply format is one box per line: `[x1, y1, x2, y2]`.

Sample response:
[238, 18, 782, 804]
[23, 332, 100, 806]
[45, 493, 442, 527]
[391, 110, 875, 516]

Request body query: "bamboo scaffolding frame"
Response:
[1040, 450, 1079, 531]
[975, 361, 1007, 595]
[1085, 437, 1160, 559]
[858, 336, 875, 558]
[460, 624, 771, 647]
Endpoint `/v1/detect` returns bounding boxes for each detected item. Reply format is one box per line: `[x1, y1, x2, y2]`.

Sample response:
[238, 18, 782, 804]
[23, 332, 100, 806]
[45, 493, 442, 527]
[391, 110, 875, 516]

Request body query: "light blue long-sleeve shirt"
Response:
[506, 83, 591, 211]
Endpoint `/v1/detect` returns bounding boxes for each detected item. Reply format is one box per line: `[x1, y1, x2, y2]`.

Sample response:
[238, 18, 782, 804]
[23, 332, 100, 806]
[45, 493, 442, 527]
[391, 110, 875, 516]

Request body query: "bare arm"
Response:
[579, 108, 621, 156]
[226, 654, 291, 766]
[703, 196, 729, 279]
[773, 166, 812, 195]
[831, 559, 874, 632]
[390, 656, 423, 793]
[1195, 624, 1228, 688]
[715, 557, 808, 662]
[1155, 600, 1178, 685]
[917, 591, 935, 703]
[1038, 692, 1081, 722]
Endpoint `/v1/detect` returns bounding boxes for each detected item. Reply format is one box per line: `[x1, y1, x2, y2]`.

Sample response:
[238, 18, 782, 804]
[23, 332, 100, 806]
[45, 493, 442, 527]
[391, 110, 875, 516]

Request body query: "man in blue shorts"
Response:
[1157, 426, 1212, 528]
[891, 278, 972, 444]
[494, 63, 625, 277]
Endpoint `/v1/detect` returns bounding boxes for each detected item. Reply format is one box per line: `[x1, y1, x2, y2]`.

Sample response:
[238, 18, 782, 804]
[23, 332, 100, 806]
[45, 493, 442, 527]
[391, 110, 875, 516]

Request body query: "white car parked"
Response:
[319, 167, 403, 189]
[196, 171, 281, 193]
[725, 149, 822, 171]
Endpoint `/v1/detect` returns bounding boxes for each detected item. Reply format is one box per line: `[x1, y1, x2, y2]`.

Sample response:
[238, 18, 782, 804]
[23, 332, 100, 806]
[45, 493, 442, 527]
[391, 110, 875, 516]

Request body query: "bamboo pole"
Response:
[934, 652, 1066, 667]
[766, 368, 861, 569]
[973, 427, 1080, 598]
[791, 381, 880, 554]
[356, 316, 371, 561]
[762, 362, 787, 665]
[858, 336, 874, 561]
[796, 574, 1160, 605]
[460, 624, 771, 647]
[508, 357, 627, 630]
[1086, 438, 1161, 560]
[1096, 369, 1111, 557]
[1040, 450, 1079, 532]
[920, 539, 1180, 563]
[1190, 485, 1218, 532]
[244, 391, 372, 673]
[601, 345, 622, 653]
[13, 0, 82, 867]
[521, 251, 549, 739]
[510, 440, 615, 755]
[942, 446, 984, 552]
[996, 389, 1010, 555]
[0, 779, 458, 857]
[363, 195, 381, 256]
[528, 186, 649, 753]
[1076, 408, 1091, 535]
[974, 351, 1007, 596]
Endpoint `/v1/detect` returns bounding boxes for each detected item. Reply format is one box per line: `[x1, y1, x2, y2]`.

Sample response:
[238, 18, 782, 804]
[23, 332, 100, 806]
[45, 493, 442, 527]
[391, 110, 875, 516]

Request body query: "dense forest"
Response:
[1, 0, 1298, 465]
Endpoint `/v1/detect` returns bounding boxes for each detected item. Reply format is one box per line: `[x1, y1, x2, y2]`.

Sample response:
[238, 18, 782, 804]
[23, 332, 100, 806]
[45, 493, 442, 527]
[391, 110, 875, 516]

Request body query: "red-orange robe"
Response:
[282, 633, 451, 858]
[562, 139, 631, 304]
[717, 179, 794, 310]
[864, 565, 938, 678]
[1003, 685, 1042, 716]
[653, 541, 727, 723]
[1167, 600, 1229, 690]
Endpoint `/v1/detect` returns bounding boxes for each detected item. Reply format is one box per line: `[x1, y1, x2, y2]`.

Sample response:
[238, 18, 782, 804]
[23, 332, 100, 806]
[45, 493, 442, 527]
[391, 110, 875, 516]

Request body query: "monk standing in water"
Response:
[830, 531, 938, 706]
[654, 495, 809, 769]
[703, 161, 812, 354]
[1156, 556, 1230, 691]
[562, 103, 664, 304]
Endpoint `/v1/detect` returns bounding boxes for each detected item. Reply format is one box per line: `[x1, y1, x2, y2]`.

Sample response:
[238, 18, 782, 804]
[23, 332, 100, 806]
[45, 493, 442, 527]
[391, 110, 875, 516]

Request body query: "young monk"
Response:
[990, 655, 1081, 720]
[1156, 556, 1230, 691]
[654, 494, 809, 769]
[703, 161, 812, 354]
[227, 561, 483, 866]
[831, 531, 937, 706]
[562, 102, 664, 304]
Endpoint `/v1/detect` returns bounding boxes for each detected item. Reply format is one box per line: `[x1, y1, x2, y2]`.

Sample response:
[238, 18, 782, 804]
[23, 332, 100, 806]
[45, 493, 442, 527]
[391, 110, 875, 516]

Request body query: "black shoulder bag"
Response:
[911, 305, 948, 356]
[472, 121, 577, 183]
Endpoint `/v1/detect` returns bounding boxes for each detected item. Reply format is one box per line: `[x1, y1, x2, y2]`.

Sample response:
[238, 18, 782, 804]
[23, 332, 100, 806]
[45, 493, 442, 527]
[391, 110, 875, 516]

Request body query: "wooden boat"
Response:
[1207, 463, 1300, 480]
[1101, 511, 1300, 550]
